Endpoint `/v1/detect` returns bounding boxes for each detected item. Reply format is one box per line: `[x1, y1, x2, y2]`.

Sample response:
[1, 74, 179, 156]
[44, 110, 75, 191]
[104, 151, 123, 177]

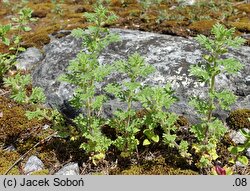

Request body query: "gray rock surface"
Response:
[16, 47, 43, 70]
[235, 161, 247, 167]
[3, 144, 16, 152]
[31, 28, 250, 123]
[246, 148, 250, 158]
[229, 129, 250, 144]
[54, 162, 79, 175]
[24, 155, 44, 174]
[177, 0, 197, 6]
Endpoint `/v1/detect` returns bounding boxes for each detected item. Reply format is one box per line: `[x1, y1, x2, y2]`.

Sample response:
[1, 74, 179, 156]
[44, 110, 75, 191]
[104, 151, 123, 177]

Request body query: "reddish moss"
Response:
[110, 0, 122, 7]
[236, 4, 250, 13]
[31, 11, 47, 18]
[0, 10, 8, 17]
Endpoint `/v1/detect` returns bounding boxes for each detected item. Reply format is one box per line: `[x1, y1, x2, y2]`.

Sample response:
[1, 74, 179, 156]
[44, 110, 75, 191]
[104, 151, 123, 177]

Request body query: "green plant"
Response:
[228, 128, 250, 166]
[0, 24, 15, 82]
[3, 73, 45, 104]
[3, 72, 63, 126]
[138, 0, 154, 22]
[0, 8, 36, 83]
[3, 0, 29, 13]
[188, 23, 246, 169]
[105, 53, 155, 158]
[2, 72, 51, 121]
[96, 0, 111, 4]
[59, 4, 120, 164]
[0, 24, 12, 46]
[138, 84, 191, 158]
[156, 10, 172, 24]
[2, 0, 10, 7]
[51, 0, 64, 16]
[139, 0, 152, 11]
[11, 7, 37, 55]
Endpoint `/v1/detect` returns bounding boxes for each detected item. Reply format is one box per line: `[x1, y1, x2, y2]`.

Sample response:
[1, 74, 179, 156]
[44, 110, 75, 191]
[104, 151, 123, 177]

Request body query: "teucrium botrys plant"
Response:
[138, 84, 191, 158]
[105, 53, 155, 158]
[59, 4, 120, 164]
[0, 7, 36, 82]
[0, 24, 14, 82]
[3, 73, 45, 104]
[2, 71, 61, 122]
[11, 7, 37, 55]
[188, 23, 246, 169]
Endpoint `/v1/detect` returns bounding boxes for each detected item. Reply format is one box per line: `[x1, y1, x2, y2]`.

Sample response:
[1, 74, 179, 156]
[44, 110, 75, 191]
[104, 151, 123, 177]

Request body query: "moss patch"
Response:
[0, 96, 54, 154]
[111, 156, 198, 175]
[236, 4, 250, 13]
[188, 20, 217, 36]
[30, 169, 49, 175]
[0, 96, 39, 145]
[22, 24, 61, 48]
[0, 150, 20, 175]
[229, 21, 250, 33]
[226, 109, 250, 130]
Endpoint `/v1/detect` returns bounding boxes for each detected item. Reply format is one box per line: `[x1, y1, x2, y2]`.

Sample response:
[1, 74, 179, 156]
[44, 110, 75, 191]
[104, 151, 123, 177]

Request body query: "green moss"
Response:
[230, 21, 250, 33]
[30, 169, 49, 175]
[0, 96, 54, 154]
[64, 13, 85, 19]
[162, 21, 188, 28]
[120, 166, 143, 175]
[115, 157, 198, 175]
[0, 96, 39, 145]
[188, 20, 217, 36]
[22, 24, 61, 48]
[227, 109, 250, 130]
[27, 2, 53, 15]
[0, 150, 20, 175]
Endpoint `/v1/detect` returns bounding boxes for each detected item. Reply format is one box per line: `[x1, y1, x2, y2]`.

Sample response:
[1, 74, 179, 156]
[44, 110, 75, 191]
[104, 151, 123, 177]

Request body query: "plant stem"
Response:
[207, 73, 216, 122]
[204, 53, 218, 144]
